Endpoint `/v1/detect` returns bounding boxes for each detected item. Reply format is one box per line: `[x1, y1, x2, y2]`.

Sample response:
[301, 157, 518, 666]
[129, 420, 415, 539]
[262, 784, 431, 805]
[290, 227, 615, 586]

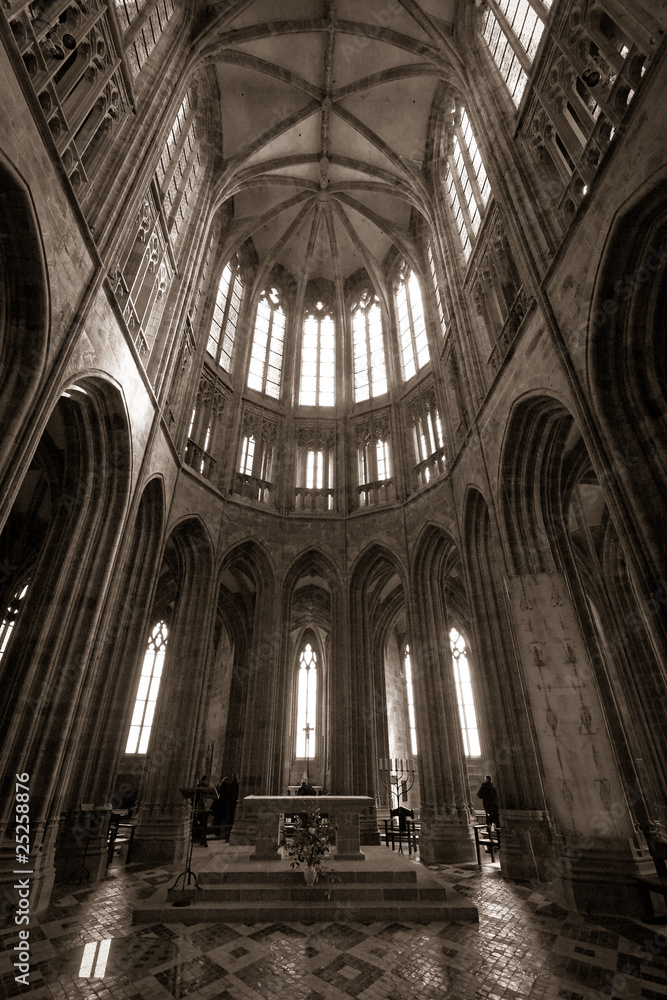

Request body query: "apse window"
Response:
[207, 260, 243, 371]
[450, 627, 481, 757]
[0, 582, 29, 663]
[404, 644, 418, 756]
[299, 302, 335, 406]
[482, 0, 548, 107]
[247, 287, 286, 399]
[352, 290, 387, 402]
[295, 642, 317, 758]
[126, 620, 168, 754]
[396, 265, 430, 381]
[444, 104, 491, 260]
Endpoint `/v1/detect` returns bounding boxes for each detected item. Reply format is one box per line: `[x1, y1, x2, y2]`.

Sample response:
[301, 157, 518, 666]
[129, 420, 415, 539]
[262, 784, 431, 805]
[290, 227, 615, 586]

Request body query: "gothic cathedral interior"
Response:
[1, 0, 666, 922]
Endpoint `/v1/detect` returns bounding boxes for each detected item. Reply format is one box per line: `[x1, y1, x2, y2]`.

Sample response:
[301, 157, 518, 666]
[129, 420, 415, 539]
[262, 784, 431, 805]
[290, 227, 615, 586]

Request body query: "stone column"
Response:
[229, 597, 283, 845]
[408, 591, 475, 864]
[507, 572, 652, 916]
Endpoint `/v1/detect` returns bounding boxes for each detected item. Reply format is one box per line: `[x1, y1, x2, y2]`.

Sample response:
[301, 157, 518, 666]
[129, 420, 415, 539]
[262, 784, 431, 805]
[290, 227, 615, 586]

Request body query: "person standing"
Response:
[477, 775, 500, 829]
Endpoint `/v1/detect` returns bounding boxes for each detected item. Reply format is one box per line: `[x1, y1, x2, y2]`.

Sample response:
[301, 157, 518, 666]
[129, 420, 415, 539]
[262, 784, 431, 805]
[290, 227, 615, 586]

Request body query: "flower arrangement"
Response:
[279, 806, 337, 885]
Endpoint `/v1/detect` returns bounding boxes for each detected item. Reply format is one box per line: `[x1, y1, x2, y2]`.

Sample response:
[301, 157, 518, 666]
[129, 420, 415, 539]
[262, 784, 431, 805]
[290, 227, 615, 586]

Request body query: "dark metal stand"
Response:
[67, 830, 91, 884]
[167, 790, 199, 905]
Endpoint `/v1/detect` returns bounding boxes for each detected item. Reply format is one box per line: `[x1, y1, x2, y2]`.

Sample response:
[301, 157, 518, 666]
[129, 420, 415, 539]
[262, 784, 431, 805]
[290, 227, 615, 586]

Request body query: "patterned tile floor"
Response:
[1, 851, 666, 1000]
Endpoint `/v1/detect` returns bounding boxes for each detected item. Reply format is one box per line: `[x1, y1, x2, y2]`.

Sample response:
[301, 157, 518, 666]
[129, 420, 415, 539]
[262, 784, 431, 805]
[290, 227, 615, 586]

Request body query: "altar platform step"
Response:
[132, 845, 478, 924]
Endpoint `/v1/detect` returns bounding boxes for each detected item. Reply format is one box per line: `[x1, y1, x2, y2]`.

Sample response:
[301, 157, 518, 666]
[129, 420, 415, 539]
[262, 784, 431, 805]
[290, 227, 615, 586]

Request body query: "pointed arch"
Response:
[0, 153, 49, 496]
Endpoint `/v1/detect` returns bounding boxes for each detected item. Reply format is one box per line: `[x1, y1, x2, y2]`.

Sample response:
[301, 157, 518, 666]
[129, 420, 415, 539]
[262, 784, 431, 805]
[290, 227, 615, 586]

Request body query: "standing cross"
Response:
[303, 722, 313, 781]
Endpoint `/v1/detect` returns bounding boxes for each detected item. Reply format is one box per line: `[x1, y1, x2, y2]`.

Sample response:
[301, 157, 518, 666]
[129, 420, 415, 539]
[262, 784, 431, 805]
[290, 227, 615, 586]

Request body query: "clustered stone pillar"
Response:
[507, 572, 651, 916]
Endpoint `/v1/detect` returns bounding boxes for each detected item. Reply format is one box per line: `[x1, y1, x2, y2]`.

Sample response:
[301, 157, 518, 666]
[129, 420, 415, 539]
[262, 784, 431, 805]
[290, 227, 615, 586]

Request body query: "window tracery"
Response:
[351, 290, 387, 402]
[450, 627, 481, 758]
[234, 404, 277, 505]
[126, 619, 167, 754]
[207, 259, 243, 372]
[355, 409, 396, 508]
[184, 372, 228, 486]
[427, 244, 447, 337]
[295, 640, 317, 759]
[482, 0, 548, 106]
[113, 89, 201, 360]
[7, 0, 131, 196]
[443, 101, 491, 261]
[395, 264, 429, 381]
[521, 1, 652, 222]
[115, 0, 175, 78]
[247, 287, 286, 399]
[295, 425, 335, 512]
[299, 300, 335, 407]
[407, 385, 446, 489]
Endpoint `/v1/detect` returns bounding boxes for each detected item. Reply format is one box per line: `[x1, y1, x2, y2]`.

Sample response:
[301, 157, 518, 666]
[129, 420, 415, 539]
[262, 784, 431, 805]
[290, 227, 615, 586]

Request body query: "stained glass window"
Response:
[450, 627, 481, 757]
[352, 291, 387, 402]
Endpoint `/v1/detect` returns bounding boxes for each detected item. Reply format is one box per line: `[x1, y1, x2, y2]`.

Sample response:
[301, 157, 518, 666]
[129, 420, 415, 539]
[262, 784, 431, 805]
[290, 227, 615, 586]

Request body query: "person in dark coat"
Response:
[296, 779, 316, 796]
[477, 775, 500, 829]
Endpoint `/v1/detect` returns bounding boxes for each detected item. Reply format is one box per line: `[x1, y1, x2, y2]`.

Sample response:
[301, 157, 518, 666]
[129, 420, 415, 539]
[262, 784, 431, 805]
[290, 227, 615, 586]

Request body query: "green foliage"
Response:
[279, 806, 338, 886]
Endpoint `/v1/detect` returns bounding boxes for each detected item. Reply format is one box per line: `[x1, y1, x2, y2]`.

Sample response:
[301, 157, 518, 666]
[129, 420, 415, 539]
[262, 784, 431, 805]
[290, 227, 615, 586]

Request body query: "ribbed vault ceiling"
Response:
[199, 0, 461, 296]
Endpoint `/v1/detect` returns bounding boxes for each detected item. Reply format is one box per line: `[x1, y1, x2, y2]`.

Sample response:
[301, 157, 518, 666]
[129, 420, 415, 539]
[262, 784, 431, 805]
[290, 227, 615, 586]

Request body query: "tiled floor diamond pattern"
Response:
[0, 856, 665, 1000]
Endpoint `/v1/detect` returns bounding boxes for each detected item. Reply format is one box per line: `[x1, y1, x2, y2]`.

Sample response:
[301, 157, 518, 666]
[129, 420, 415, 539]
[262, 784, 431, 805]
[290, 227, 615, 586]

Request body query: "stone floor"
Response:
[1, 847, 666, 1000]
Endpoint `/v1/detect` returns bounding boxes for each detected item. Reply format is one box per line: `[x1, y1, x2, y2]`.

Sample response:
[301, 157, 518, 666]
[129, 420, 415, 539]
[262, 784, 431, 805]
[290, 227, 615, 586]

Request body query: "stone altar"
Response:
[241, 795, 374, 860]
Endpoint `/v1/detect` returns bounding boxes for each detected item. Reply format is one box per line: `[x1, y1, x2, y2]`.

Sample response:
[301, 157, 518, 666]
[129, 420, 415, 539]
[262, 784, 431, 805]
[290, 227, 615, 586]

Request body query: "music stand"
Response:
[167, 784, 215, 904]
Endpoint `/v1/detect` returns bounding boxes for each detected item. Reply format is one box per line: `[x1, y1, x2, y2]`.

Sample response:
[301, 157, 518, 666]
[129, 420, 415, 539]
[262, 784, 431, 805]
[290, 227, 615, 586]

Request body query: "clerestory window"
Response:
[395, 265, 430, 381]
[299, 302, 335, 407]
[428, 244, 447, 336]
[208, 261, 243, 371]
[352, 291, 387, 402]
[126, 620, 168, 754]
[444, 103, 491, 261]
[295, 641, 317, 758]
[247, 288, 286, 399]
[482, 0, 548, 107]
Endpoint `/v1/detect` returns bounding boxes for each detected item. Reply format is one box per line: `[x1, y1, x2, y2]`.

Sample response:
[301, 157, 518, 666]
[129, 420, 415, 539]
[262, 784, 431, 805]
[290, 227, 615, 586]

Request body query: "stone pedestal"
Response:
[419, 809, 475, 864]
[130, 803, 189, 866]
[499, 809, 555, 883]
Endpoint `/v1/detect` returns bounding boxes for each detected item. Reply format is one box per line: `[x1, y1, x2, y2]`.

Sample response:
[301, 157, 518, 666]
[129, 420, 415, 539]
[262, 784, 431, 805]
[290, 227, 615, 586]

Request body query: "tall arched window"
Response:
[450, 627, 481, 757]
[247, 287, 286, 399]
[0, 582, 29, 665]
[395, 265, 430, 380]
[404, 644, 418, 756]
[208, 260, 243, 371]
[295, 641, 317, 758]
[482, 0, 548, 107]
[352, 290, 387, 402]
[427, 244, 447, 336]
[444, 103, 491, 261]
[126, 620, 168, 754]
[116, 0, 176, 78]
[299, 301, 335, 406]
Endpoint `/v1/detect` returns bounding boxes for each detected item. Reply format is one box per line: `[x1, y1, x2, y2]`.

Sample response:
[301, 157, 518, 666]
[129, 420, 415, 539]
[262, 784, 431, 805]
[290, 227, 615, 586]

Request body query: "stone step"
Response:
[196, 883, 446, 902]
[133, 894, 477, 925]
[197, 868, 417, 885]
